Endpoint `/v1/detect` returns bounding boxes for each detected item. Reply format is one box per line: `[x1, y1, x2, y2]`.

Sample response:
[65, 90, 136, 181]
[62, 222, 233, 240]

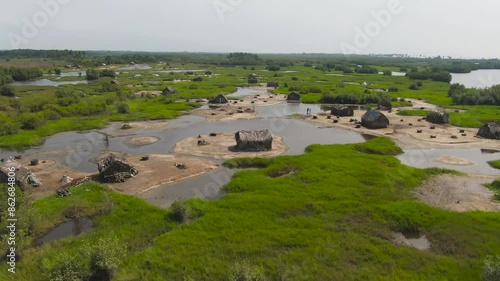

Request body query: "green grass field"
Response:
[2, 138, 498, 280]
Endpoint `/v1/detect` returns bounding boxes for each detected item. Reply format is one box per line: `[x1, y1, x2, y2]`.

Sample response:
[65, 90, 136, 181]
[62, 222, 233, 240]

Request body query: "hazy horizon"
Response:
[1, 0, 500, 59]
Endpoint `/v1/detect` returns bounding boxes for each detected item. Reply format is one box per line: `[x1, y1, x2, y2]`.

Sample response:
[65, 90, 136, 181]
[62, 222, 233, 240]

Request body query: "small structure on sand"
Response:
[235, 129, 273, 151]
[331, 105, 354, 117]
[266, 81, 279, 88]
[248, 73, 258, 84]
[97, 154, 138, 183]
[477, 122, 500, 140]
[210, 94, 229, 104]
[361, 110, 390, 129]
[426, 111, 449, 124]
[0, 159, 40, 190]
[162, 86, 177, 95]
[286, 91, 301, 103]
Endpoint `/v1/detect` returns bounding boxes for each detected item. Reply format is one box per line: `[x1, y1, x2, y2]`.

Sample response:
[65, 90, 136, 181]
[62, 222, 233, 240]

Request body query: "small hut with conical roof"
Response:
[477, 122, 500, 140]
[210, 94, 229, 104]
[361, 110, 390, 129]
[426, 111, 449, 124]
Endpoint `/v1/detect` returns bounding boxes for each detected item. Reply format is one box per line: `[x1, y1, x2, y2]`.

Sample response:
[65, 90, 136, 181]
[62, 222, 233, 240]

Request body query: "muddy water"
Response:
[398, 148, 499, 176]
[11, 79, 90, 87]
[35, 218, 93, 246]
[401, 231, 430, 250]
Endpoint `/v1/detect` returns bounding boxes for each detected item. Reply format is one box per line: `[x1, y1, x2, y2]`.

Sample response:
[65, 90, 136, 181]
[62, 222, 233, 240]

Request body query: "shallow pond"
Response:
[118, 65, 152, 70]
[35, 218, 93, 246]
[451, 69, 500, 88]
[11, 79, 90, 87]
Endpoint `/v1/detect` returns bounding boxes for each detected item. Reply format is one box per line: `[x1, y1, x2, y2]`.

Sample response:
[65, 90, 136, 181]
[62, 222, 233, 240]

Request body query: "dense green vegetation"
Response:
[448, 84, 500, 105]
[2, 138, 498, 280]
[488, 160, 500, 170]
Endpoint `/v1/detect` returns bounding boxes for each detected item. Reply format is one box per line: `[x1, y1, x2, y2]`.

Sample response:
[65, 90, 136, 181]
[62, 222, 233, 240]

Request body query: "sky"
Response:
[1, 0, 499, 58]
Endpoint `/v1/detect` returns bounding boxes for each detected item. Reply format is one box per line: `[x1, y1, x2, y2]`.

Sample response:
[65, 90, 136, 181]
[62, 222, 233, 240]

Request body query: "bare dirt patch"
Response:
[174, 132, 288, 159]
[191, 106, 257, 121]
[301, 106, 498, 150]
[126, 136, 160, 146]
[434, 156, 474, 166]
[105, 154, 218, 195]
[413, 174, 500, 212]
[19, 158, 93, 199]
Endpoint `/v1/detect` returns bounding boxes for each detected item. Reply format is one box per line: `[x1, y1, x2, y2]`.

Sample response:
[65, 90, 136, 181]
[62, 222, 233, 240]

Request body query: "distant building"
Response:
[331, 105, 354, 117]
[163, 86, 177, 94]
[286, 91, 301, 103]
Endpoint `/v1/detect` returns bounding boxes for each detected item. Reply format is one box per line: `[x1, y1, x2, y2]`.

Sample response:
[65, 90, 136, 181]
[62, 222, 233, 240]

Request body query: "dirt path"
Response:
[413, 174, 500, 212]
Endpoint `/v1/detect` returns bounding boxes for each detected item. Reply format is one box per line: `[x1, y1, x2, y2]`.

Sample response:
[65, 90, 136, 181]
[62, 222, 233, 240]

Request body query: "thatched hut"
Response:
[426, 111, 449, 124]
[477, 122, 500, 140]
[235, 129, 273, 151]
[266, 81, 279, 88]
[361, 110, 390, 129]
[210, 94, 228, 104]
[97, 154, 138, 183]
[287, 92, 301, 103]
[331, 105, 354, 117]
[0, 159, 40, 190]
[163, 86, 177, 95]
[248, 73, 258, 84]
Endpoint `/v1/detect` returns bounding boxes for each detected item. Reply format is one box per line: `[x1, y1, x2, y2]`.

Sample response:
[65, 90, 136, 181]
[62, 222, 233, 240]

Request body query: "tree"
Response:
[0, 85, 15, 97]
[383, 70, 392, 76]
[54, 68, 61, 75]
[86, 68, 100, 80]
[267, 64, 280, 71]
[100, 69, 116, 78]
[116, 102, 130, 114]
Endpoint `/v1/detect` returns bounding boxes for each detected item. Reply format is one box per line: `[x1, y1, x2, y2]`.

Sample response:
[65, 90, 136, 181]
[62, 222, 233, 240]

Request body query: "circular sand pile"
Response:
[434, 156, 474, 166]
[127, 136, 160, 146]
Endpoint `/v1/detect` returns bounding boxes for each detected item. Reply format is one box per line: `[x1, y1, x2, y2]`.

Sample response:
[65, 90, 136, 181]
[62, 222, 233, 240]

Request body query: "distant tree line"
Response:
[319, 92, 392, 105]
[448, 83, 500, 105]
[406, 69, 452, 83]
[0, 67, 43, 82]
[0, 49, 85, 60]
[226, 52, 261, 65]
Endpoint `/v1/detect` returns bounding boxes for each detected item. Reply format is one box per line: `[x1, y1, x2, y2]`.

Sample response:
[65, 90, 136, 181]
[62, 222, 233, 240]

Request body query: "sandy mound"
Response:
[434, 156, 474, 166]
[127, 136, 160, 146]
[174, 132, 288, 159]
[413, 174, 500, 212]
[107, 154, 218, 195]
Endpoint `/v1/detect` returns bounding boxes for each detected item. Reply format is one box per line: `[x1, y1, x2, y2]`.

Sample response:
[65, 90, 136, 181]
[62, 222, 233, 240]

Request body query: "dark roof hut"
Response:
[266, 81, 279, 88]
[287, 91, 301, 103]
[235, 129, 273, 151]
[426, 111, 449, 124]
[97, 154, 138, 183]
[361, 110, 390, 129]
[331, 105, 354, 117]
[248, 73, 258, 84]
[205, 71, 213, 75]
[210, 94, 228, 104]
[0, 159, 40, 190]
[163, 86, 177, 94]
[477, 122, 500, 140]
